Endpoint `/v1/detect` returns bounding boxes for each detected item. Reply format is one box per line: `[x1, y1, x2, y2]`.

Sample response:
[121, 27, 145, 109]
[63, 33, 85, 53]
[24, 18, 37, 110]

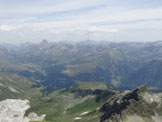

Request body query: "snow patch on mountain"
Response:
[8, 86, 19, 93]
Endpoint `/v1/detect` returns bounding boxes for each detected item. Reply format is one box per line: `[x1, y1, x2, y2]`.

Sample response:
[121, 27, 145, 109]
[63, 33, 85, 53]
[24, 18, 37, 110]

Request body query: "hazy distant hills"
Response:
[1, 40, 162, 91]
[122, 60, 162, 90]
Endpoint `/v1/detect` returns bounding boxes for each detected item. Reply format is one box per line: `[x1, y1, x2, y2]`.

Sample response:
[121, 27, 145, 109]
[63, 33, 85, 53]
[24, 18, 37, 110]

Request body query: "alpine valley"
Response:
[0, 40, 162, 122]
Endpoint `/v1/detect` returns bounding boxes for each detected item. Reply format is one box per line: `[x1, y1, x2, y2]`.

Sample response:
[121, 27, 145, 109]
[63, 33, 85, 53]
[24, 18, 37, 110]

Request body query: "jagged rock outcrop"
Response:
[28, 112, 46, 121]
[99, 86, 162, 122]
[100, 87, 148, 122]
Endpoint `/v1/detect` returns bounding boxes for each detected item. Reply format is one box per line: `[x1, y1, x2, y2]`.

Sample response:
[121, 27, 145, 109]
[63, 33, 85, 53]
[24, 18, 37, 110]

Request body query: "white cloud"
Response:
[0, 25, 21, 31]
[87, 26, 119, 33]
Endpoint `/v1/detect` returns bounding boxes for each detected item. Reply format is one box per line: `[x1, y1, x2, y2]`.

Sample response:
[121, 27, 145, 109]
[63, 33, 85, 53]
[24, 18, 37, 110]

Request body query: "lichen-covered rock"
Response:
[0, 99, 30, 122]
[28, 112, 46, 121]
[0, 99, 46, 122]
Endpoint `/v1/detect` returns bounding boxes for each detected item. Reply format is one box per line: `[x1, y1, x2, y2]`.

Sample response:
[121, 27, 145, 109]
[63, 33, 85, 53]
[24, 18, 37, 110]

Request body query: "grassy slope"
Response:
[0, 74, 110, 122]
[27, 82, 110, 122]
[26, 91, 104, 122]
[0, 73, 42, 101]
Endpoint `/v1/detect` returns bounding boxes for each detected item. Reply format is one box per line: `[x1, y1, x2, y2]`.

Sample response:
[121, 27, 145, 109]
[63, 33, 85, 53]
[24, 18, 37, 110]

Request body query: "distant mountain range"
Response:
[0, 40, 162, 92]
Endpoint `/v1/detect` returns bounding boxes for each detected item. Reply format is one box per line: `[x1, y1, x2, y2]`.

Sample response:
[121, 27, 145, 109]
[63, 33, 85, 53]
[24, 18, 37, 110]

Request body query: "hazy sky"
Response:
[0, 0, 162, 43]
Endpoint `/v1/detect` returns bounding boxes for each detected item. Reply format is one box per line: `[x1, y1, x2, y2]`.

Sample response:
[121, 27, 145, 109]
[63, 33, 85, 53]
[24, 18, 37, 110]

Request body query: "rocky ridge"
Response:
[100, 86, 162, 122]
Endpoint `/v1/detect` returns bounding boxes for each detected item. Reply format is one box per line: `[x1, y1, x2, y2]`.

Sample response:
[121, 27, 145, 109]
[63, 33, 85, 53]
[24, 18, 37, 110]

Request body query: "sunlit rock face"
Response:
[28, 112, 46, 121]
[0, 99, 30, 122]
[0, 99, 46, 122]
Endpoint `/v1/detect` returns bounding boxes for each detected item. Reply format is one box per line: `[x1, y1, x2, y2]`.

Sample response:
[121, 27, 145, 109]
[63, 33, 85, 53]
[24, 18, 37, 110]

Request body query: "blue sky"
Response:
[0, 0, 162, 43]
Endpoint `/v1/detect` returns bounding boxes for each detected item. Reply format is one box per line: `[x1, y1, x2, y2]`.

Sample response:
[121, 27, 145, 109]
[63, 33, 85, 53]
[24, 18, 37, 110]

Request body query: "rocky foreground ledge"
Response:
[0, 99, 46, 122]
